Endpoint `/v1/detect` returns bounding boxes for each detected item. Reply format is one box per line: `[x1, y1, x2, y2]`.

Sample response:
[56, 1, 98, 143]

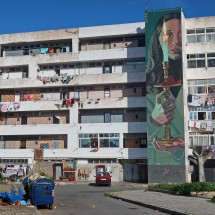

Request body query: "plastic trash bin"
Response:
[30, 178, 55, 210]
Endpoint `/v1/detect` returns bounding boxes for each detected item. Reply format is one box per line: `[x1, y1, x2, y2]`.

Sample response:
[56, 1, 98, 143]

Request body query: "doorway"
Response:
[53, 163, 63, 181]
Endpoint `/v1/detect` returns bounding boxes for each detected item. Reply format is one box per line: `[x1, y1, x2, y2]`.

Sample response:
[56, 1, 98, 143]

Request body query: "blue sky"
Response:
[0, 0, 214, 34]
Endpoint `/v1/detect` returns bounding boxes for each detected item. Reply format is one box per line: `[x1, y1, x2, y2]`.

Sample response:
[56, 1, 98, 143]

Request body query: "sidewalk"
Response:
[106, 190, 215, 215]
[0, 205, 41, 215]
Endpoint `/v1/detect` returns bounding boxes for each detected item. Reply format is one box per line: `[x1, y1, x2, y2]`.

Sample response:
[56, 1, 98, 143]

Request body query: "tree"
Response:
[188, 146, 213, 182]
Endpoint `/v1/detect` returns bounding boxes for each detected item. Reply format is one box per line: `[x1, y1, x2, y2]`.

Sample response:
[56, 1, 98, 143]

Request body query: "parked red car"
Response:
[95, 172, 111, 186]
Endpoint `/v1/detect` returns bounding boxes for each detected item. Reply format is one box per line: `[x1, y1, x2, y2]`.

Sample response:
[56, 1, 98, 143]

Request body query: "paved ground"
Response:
[0, 206, 40, 215]
[1, 182, 215, 215]
[106, 189, 215, 215]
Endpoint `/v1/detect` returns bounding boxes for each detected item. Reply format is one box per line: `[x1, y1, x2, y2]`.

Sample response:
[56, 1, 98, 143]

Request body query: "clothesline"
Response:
[188, 94, 215, 107]
[188, 120, 213, 131]
[0, 102, 21, 112]
[37, 73, 73, 84]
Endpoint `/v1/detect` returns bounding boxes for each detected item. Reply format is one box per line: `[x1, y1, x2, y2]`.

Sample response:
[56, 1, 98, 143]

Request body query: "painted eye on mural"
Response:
[167, 31, 174, 38]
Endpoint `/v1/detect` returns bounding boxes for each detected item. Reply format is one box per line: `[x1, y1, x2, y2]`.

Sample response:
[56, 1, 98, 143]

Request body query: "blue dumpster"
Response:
[30, 178, 55, 210]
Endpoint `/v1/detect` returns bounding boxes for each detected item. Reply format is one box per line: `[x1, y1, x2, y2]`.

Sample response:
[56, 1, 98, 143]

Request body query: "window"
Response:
[187, 53, 206, 68]
[103, 66, 112, 74]
[79, 133, 120, 148]
[104, 113, 111, 123]
[198, 112, 206, 120]
[187, 28, 215, 44]
[207, 53, 215, 68]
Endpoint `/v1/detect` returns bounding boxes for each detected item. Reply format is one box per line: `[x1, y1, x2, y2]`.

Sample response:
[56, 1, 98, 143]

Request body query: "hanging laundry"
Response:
[192, 96, 200, 106]
[61, 99, 66, 108]
[26, 95, 31, 100]
[55, 48, 61, 53]
[195, 121, 201, 129]
[66, 47, 70, 52]
[1, 104, 7, 112]
[14, 102, 21, 111]
[40, 48, 48, 54]
[66, 76, 71, 84]
[201, 122, 207, 129]
[8, 103, 14, 111]
[51, 77, 56, 83]
[204, 97, 208, 106]
[48, 47, 54, 53]
[46, 77, 51, 83]
[188, 121, 195, 128]
[17, 167, 24, 177]
[66, 99, 71, 107]
[206, 121, 213, 131]
[42, 77, 47, 85]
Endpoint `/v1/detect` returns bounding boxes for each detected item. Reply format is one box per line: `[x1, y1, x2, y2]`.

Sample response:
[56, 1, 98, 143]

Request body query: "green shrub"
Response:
[148, 182, 215, 196]
[210, 196, 215, 203]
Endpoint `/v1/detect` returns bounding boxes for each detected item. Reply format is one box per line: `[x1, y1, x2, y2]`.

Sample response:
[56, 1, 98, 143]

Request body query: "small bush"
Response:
[210, 196, 215, 203]
[148, 182, 215, 196]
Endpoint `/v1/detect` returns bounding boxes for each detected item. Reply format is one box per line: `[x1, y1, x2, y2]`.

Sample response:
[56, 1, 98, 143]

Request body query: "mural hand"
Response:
[151, 93, 176, 126]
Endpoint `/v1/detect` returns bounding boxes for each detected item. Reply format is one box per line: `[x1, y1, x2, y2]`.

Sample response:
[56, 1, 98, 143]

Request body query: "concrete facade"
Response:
[0, 22, 147, 182]
[0, 14, 214, 183]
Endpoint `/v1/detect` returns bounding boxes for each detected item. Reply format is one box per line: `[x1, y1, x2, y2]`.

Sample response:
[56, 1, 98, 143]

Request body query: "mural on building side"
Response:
[146, 8, 186, 182]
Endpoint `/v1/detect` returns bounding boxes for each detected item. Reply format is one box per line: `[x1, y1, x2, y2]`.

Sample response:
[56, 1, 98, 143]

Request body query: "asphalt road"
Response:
[39, 183, 167, 215]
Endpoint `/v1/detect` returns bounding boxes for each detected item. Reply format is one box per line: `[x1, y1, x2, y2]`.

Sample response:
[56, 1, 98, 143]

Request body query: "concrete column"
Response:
[72, 38, 79, 53]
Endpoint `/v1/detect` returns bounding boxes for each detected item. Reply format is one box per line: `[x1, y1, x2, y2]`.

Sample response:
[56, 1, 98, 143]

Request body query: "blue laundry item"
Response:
[6, 187, 23, 202]
[40, 48, 48, 54]
[0, 192, 7, 200]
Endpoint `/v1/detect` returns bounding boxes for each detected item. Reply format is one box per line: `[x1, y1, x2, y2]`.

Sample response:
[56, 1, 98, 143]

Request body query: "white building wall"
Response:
[0, 22, 146, 168]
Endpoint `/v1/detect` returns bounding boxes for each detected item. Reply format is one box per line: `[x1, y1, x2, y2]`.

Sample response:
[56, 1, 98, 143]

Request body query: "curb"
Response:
[106, 193, 190, 215]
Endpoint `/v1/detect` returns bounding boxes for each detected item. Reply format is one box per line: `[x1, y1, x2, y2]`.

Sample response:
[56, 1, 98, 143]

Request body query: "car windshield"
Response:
[98, 172, 110, 176]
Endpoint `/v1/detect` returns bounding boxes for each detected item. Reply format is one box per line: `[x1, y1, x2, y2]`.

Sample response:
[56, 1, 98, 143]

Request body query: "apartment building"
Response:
[186, 16, 215, 182]
[0, 23, 147, 182]
[0, 7, 214, 183]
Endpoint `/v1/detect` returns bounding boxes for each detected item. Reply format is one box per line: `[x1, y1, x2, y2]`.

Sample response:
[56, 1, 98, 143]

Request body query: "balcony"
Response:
[73, 71, 145, 85]
[186, 67, 215, 80]
[79, 97, 146, 109]
[0, 124, 76, 136]
[0, 52, 79, 68]
[78, 122, 147, 134]
[0, 148, 76, 159]
[0, 100, 63, 111]
[75, 147, 147, 159]
[79, 47, 145, 61]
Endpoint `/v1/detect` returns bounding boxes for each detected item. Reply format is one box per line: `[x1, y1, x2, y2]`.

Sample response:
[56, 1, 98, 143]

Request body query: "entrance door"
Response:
[124, 163, 139, 182]
[96, 165, 105, 174]
[53, 164, 63, 181]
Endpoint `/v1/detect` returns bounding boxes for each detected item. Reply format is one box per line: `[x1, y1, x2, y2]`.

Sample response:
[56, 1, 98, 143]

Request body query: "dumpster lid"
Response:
[34, 178, 55, 185]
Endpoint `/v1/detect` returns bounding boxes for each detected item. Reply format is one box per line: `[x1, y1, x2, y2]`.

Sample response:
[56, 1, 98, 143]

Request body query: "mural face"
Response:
[146, 8, 186, 183]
